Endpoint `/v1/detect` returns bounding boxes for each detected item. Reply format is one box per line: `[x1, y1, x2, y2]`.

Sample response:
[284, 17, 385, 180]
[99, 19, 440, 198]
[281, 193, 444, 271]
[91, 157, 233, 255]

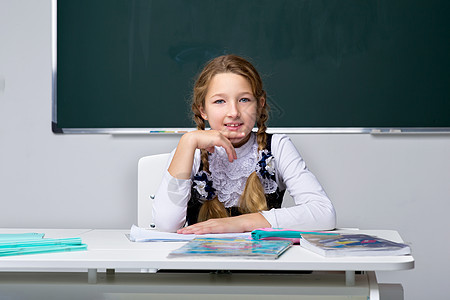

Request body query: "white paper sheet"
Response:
[129, 225, 251, 242]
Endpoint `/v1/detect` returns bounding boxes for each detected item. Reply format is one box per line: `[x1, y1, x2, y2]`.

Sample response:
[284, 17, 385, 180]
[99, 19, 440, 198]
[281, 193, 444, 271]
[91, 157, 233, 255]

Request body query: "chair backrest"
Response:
[137, 153, 171, 228]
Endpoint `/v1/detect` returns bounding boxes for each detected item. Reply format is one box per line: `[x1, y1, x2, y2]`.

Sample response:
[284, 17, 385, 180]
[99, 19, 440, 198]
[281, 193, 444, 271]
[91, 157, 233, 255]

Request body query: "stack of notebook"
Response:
[0, 233, 87, 257]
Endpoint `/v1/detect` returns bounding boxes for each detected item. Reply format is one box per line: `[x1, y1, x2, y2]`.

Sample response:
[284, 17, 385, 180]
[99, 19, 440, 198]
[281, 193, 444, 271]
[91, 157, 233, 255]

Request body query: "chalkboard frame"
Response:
[51, 0, 450, 134]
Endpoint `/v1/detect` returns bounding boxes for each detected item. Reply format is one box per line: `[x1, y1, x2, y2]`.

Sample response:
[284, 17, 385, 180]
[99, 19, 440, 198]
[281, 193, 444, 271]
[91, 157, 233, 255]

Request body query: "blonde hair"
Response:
[192, 55, 270, 222]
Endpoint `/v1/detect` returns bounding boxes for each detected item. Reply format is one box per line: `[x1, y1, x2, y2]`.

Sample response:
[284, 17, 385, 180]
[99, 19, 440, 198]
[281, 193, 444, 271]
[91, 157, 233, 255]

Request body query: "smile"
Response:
[225, 123, 244, 131]
[225, 123, 243, 127]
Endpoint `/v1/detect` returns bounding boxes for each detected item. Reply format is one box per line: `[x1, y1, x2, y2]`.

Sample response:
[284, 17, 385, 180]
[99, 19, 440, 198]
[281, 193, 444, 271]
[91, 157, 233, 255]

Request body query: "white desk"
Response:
[0, 228, 414, 300]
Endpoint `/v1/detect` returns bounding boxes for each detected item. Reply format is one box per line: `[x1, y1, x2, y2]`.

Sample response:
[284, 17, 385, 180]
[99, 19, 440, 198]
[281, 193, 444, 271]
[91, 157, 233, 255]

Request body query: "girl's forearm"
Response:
[168, 133, 197, 179]
[177, 212, 271, 234]
[240, 213, 271, 231]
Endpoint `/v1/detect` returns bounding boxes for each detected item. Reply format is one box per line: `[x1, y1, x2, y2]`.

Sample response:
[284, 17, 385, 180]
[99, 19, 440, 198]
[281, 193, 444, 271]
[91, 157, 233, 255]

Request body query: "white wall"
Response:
[1, 1, 449, 299]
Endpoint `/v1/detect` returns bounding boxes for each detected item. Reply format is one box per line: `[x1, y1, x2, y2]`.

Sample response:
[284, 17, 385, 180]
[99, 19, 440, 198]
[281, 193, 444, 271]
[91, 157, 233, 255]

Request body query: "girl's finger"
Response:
[224, 144, 237, 162]
[216, 138, 237, 162]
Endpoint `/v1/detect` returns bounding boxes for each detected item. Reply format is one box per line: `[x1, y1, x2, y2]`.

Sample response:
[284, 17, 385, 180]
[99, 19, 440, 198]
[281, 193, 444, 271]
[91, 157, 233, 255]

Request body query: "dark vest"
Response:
[186, 134, 286, 225]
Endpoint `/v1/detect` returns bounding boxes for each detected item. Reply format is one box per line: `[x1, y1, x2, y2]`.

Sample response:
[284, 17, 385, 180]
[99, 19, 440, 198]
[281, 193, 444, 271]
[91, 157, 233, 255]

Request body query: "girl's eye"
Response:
[240, 98, 251, 103]
[213, 99, 225, 104]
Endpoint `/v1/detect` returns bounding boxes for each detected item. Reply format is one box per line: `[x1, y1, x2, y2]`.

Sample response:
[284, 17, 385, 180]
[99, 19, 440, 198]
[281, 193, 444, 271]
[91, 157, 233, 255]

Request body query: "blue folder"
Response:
[0, 233, 87, 256]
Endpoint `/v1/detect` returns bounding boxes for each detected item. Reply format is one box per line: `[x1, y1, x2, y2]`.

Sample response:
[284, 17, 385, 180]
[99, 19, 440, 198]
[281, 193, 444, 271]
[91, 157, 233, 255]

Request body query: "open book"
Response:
[168, 237, 292, 259]
[300, 233, 411, 257]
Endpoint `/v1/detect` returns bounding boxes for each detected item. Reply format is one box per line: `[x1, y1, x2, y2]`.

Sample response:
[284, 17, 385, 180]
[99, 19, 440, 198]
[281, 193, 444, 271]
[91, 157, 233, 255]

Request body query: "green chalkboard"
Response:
[54, 0, 450, 133]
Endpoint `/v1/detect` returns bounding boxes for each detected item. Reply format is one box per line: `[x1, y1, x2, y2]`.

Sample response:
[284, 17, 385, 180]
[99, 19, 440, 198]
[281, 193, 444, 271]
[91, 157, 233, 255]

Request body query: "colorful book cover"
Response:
[168, 237, 292, 259]
[300, 234, 411, 257]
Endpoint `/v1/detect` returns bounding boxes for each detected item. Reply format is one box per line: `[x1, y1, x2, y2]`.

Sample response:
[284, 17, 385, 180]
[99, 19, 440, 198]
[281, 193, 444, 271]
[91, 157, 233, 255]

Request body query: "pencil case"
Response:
[251, 228, 303, 244]
[251, 228, 338, 244]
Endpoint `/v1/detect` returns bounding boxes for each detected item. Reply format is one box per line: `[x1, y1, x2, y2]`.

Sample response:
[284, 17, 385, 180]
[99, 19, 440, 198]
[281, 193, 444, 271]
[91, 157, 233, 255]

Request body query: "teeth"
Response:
[227, 124, 240, 127]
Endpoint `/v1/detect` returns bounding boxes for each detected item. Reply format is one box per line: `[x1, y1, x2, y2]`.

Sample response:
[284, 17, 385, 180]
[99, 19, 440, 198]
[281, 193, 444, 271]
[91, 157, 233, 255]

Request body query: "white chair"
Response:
[137, 153, 171, 228]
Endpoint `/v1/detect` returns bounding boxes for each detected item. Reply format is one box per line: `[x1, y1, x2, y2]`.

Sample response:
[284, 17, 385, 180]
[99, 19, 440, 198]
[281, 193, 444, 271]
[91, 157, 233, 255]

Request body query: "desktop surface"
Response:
[0, 228, 414, 272]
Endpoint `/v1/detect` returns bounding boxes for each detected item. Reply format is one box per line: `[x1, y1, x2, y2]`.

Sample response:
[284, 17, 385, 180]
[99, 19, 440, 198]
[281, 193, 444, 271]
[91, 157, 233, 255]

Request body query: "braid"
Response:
[200, 149, 209, 172]
[198, 196, 229, 222]
[239, 172, 267, 214]
[193, 114, 205, 130]
[192, 100, 210, 172]
[192, 98, 205, 130]
[256, 92, 269, 151]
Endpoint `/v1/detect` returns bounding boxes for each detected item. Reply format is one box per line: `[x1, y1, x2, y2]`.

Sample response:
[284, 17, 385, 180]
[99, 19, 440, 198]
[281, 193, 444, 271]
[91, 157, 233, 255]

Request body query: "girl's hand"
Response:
[168, 129, 245, 179]
[184, 130, 245, 162]
[177, 213, 270, 235]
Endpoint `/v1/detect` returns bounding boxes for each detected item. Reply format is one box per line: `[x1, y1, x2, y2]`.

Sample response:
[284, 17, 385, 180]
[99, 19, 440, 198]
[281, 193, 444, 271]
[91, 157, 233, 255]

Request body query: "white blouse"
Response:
[153, 133, 336, 232]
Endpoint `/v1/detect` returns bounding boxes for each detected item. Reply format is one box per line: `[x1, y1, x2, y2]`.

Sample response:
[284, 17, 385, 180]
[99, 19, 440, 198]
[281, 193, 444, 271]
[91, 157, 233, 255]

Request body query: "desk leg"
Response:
[345, 270, 355, 286]
[367, 271, 380, 300]
[88, 268, 97, 284]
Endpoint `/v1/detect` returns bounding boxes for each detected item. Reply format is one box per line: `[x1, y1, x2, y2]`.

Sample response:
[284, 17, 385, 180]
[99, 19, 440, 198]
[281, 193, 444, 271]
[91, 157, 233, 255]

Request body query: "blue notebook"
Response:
[0, 233, 45, 242]
[0, 233, 87, 257]
[300, 233, 411, 257]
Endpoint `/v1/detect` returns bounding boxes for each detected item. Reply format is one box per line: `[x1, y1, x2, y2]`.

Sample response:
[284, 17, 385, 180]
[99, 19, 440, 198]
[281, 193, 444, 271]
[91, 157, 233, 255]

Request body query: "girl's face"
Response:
[200, 73, 264, 147]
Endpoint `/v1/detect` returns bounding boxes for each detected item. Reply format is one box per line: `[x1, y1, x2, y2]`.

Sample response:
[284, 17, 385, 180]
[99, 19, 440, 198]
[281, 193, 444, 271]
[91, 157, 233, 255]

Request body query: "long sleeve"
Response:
[152, 149, 201, 232]
[260, 134, 336, 230]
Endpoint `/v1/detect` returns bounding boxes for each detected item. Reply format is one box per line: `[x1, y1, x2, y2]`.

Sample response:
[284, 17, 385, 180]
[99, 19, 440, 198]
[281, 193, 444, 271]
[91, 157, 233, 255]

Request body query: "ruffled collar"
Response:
[202, 133, 277, 207]
[234, 133, 257, 160]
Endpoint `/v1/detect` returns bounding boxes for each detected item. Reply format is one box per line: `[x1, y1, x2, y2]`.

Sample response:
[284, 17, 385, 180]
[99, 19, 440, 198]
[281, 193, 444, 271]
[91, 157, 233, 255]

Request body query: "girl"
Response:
[153, 55, 336, 234]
